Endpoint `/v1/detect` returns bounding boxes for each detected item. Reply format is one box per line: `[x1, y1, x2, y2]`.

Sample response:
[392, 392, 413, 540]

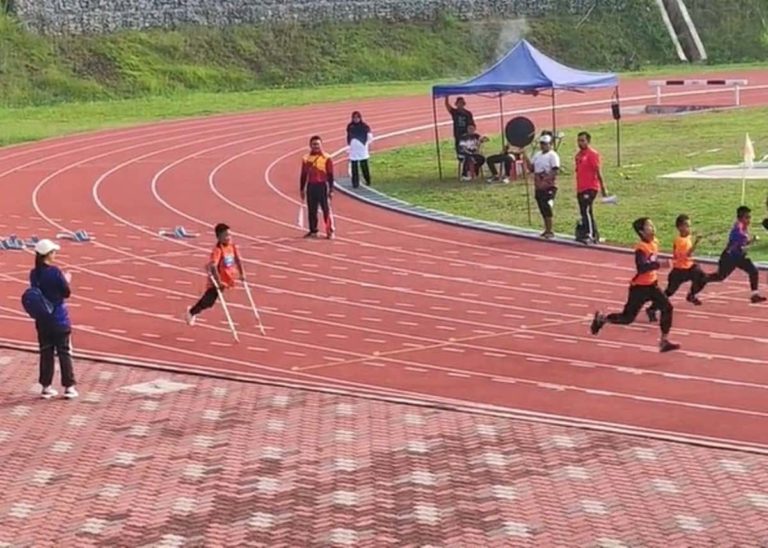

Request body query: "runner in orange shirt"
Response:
[185, 223, 245, 326]
[646, 214, 710, 322]
[590, 217, 680, 353]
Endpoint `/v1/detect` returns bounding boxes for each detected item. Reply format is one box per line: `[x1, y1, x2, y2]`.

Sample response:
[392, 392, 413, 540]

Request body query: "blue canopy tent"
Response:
[431, 39, 621, 179]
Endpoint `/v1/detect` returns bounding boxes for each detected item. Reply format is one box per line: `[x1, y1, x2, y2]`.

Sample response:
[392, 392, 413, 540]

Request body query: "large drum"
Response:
[505, 116, 536, 150]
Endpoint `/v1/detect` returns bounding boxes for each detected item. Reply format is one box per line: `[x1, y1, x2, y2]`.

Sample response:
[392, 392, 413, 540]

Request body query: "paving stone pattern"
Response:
[0, 349, 767, 546]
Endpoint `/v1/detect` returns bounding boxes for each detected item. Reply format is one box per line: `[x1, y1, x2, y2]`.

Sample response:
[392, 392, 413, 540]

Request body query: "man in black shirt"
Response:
[445, 96, 475, 154]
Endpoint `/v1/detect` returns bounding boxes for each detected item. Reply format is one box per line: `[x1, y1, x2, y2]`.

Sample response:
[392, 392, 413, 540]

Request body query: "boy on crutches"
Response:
[186, 223, 245, 329]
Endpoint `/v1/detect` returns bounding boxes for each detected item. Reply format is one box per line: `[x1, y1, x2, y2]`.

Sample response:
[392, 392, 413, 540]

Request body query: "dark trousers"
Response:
[535, 187, 558, 218]
[648, 265, 708, 312]
[306, 183, 331, 233]
[350, 160, 370, 188]
[461, 154, 485, 177]
[190, 287, 218, 316]
[486, 154, 512, 177]
[710, 252, 759, 290]
[607, 284, 673, 335]
[37, 327, 75, 387]
[577, 189, 598, 240]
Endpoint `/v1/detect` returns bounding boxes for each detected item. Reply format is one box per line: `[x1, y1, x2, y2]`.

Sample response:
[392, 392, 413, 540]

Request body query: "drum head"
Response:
[505, 117, 536, 148]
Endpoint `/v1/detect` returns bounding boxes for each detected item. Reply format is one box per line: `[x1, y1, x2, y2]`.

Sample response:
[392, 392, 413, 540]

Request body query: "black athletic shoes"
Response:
[659, 340, 681, 353]
[590, 312, 605, 335]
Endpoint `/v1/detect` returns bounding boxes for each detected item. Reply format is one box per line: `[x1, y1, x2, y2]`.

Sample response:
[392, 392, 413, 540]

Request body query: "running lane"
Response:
[2, 71, 768, 451]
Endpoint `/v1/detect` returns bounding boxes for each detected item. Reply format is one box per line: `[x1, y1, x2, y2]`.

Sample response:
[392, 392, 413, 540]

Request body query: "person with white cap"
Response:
[21, 239, 77, 399]
[523, 132, 561, 238]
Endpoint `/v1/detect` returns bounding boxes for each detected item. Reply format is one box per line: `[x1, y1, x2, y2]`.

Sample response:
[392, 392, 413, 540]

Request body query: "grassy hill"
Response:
[1, 3, 677, 109]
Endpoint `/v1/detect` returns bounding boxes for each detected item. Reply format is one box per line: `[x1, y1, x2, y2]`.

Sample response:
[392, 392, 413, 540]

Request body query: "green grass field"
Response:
[0, 81, 433, 146]
[372, 107, 768, 261]
[3, 62, 767, 148]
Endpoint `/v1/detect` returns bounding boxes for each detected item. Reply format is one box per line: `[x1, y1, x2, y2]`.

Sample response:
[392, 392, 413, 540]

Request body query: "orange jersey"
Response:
[672, 235, 694, 270]
[208, 242, 240, 288]
[300, 153, 333, 185]
[631, 238, 659, 286]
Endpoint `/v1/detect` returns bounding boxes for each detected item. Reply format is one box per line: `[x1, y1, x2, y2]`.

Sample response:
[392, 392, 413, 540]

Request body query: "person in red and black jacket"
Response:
[300, 135, 335, 239]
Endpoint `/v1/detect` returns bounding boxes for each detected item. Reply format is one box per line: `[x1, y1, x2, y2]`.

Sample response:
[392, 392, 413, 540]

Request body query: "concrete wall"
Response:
[11, 0, 627, 35]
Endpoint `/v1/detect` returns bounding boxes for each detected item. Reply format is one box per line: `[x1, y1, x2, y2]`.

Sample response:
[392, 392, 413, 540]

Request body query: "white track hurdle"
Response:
[648, 79, 748, 106]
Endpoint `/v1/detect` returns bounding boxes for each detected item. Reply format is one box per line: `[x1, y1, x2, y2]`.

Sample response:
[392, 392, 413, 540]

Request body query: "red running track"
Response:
[2, 71, 768, 452]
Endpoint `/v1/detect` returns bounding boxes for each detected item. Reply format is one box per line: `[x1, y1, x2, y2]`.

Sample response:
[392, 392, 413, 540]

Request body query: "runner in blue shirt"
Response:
[29, 239, 78, 399]
[708, 206, 766, 303]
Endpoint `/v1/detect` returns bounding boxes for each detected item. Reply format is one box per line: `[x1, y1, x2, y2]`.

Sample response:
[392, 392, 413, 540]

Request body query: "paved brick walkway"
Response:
[1, 349, 767, 547]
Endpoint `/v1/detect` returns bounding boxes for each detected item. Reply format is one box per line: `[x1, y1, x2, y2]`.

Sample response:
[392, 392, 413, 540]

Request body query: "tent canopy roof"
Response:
[432, 39, 618, 97]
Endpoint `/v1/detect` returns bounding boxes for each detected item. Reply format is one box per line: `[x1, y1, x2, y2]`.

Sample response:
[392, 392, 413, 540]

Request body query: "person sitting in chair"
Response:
[457, 124, 488, 181]
[486, 144, 523, 184]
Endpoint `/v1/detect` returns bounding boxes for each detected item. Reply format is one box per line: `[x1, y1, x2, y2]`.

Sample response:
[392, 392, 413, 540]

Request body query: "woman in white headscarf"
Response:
[346, 111, 373, 188]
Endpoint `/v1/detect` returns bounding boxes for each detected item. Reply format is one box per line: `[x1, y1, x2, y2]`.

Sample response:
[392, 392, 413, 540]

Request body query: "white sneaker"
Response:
[185, 308, 196, 326]
[461, 176, 471, 182]
[502, 177, 510, 184]
[41, 386, 58, 399]
[63, 387, 79, 399]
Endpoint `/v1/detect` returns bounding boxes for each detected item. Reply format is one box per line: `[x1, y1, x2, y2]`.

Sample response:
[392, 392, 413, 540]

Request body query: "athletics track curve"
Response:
[2, 71, 768, 453]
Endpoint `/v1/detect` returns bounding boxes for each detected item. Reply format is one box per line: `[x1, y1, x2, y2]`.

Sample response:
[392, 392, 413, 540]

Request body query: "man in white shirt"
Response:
[457, 124, 488, 181]
[524, 133, 560, 239]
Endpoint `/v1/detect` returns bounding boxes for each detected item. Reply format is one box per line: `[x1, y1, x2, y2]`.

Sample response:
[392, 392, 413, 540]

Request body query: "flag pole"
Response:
[741, 133, 754, 205]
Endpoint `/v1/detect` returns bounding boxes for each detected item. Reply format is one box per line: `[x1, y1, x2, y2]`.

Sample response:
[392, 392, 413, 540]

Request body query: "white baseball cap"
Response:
[539, 134, 553, 144]
[34, 239, 60, 256]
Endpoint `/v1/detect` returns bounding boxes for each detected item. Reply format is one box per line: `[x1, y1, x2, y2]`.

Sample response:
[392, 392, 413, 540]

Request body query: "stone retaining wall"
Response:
[11, 0, 627, 35]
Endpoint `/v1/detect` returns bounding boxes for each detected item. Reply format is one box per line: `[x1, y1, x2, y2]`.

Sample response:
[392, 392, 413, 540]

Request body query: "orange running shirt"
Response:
[631, 239, 659, 286]
[209, 243, 239, 288]
[672, 235, 694, 270]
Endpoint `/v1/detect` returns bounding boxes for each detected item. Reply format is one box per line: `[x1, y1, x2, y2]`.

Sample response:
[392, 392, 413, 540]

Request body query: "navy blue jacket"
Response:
[29, 265, 71, 331]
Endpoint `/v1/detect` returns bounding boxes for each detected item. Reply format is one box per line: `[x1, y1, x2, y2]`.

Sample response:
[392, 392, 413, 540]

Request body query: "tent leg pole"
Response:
[616, 118, 621, 167]
[551, 90, 557, 135]
[525, 172, 532, 226]
[432, 97, 443, 180]
[498, 93, 505, 142]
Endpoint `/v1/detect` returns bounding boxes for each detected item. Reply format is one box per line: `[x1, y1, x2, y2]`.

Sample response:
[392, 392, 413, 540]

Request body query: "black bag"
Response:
[575, 220, 599, 242]
[575, 221, 589, 241]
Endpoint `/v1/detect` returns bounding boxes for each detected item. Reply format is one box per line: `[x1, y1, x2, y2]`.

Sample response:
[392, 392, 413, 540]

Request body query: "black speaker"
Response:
[611, 102, 621, 120]
[505, 117, 536, 148]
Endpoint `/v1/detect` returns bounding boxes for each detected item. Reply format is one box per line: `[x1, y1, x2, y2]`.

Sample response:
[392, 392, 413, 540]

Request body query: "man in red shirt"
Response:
[575, 132, 608, 244]
[300, 135, 335, 239]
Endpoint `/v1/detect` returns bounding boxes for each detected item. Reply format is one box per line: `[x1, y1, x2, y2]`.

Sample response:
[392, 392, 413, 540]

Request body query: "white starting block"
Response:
[1, 235, 45, 251]
[0, 235, 25, 250]
[56, 229, 94, 243]
[158, 225, 199, 239]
